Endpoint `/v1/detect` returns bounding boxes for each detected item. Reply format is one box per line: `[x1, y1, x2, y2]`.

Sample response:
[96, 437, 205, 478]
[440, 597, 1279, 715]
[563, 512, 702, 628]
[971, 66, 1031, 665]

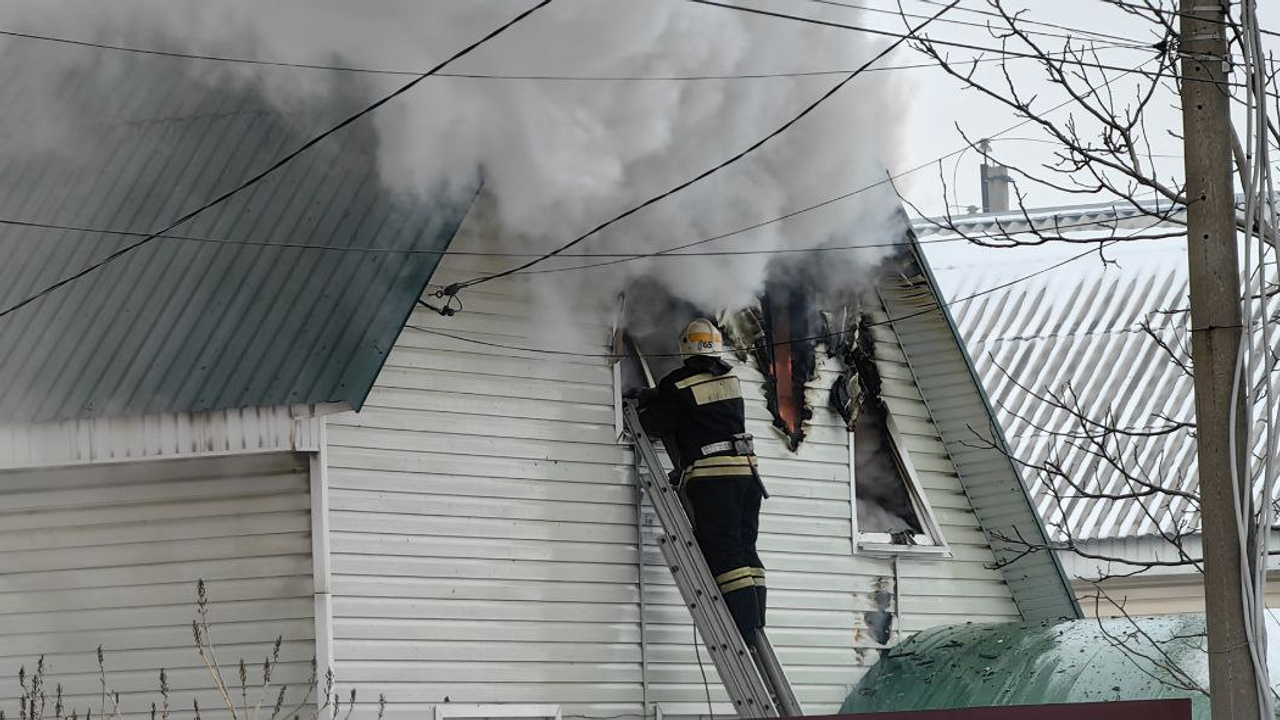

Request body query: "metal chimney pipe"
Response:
[978, 139, 1012, 213]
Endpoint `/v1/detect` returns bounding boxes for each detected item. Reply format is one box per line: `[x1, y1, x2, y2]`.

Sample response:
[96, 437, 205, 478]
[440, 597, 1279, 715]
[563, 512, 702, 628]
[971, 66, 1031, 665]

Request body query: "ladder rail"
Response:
[751, 633, 802, 717]
[625, 402, 801, 718]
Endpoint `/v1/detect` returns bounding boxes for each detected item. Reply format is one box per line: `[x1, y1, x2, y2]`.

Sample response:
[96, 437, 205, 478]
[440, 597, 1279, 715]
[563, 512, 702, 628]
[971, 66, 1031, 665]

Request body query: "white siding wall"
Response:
[326, 247, 1019, 718]
[0, 452, 317, 718]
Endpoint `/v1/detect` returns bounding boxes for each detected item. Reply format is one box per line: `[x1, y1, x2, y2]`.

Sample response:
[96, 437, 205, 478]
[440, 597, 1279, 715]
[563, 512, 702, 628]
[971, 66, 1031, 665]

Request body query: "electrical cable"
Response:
[407, 237, 1128, 360]
[504, 56, 1166, 278]
[0, 23, 1140, 82]
[0, 13, 1171, 310]
[0, 0, 553, 322]
[798, 0, 1154, 50]
[514, 220, 1175, 277]
[908, 0, 1155, 46]
[1233, 0, 1278, 713]
[693, 624, 714, 720]
[1105, 0, 1280, 39]
[0, 210, 1174, 258]
[692, 0, 1131, 54]
[0, 51, 1170, 276]
[436, 1, 962, 299]
[688, 0, 1262, 92]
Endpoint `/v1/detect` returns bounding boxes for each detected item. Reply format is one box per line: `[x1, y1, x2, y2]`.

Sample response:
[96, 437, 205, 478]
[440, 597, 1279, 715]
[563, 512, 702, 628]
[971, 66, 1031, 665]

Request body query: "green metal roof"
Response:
[0, 40, 474, 424]
[841, 616, 1211, 717]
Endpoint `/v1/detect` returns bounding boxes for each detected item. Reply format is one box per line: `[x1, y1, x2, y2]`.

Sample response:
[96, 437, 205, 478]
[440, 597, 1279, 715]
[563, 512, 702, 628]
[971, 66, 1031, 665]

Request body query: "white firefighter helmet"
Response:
[679, 318, 723, 359]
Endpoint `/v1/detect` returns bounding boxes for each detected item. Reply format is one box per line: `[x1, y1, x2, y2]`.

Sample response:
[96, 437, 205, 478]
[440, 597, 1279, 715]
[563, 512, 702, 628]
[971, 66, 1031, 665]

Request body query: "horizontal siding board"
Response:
[0, 490, 309, 532]
[331, 489, 638, 525]
[333, 554, 640, 584]
[0, 532, 312, 573]
[0, 620, 316, 658]
[0, 576, 313, 615]
[0, 555, 312, 594]
[329, 445, 635, 485]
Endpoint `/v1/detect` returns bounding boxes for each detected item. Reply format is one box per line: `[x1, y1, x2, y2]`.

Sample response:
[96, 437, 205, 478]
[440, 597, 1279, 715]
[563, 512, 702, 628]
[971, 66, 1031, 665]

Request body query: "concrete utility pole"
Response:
[1179, 1, 1261, 717]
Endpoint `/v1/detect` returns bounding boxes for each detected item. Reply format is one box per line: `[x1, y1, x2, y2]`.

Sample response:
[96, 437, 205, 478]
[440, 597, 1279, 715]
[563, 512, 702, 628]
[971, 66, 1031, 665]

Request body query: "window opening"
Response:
[615, 278, 706, 395]
[828, 310, 945, 549]
[854, 406, 924, 538]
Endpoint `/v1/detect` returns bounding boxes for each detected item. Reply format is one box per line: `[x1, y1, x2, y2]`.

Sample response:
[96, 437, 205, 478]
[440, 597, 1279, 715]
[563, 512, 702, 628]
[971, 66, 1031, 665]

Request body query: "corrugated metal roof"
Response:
[0, 40, 474, 424]
[931, 232, 1280, 541]
[881, 239, 1081, 622]
[912, 197, 1187, 239]
[839, 615, 1211, 716]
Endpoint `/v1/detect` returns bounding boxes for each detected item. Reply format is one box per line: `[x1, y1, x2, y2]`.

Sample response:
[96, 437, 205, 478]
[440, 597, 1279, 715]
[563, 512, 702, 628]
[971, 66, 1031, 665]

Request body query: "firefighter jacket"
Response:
[637, 355, 756, 482]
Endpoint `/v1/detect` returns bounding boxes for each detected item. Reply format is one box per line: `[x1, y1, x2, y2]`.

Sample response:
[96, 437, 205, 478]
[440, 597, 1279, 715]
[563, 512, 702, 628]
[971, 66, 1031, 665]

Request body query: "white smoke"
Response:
[0, 0, 914, 317]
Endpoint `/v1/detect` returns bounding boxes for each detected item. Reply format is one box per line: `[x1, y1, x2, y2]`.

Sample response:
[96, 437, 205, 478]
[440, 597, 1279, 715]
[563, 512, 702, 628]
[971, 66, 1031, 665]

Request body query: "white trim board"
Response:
[0, 403, 347, 470]
[851, 406, 951, 556]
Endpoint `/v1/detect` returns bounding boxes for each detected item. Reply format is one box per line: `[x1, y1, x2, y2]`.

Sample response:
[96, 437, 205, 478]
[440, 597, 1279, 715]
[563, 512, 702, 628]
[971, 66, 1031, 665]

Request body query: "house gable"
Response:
[320, 213, 1058, 718]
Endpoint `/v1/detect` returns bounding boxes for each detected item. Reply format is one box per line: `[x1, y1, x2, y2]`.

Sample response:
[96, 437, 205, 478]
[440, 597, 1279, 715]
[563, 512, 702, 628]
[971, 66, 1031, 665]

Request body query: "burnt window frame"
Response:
[849, 397, 950, 556]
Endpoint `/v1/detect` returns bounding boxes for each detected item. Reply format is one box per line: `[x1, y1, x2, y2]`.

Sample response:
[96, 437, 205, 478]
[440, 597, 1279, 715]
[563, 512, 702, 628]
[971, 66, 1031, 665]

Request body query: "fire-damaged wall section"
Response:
[828, 311, 926, 540]
[725, 281, 823, 451]
[722, 274, 929, 543]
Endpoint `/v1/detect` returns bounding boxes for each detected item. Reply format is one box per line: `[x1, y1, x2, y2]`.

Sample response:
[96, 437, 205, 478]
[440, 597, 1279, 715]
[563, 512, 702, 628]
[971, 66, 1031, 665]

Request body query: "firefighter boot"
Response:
[724, 585, 761, 644]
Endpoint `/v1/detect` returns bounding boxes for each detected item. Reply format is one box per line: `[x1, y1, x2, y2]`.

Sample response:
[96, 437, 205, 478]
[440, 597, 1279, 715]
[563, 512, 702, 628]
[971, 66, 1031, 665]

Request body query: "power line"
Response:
[0, 203, 1172, 270]
[0, 0, 553, 322]
[0, 21, 1172, 297]
[504, 56, 1163, 278]
[692, 1, 1154, 56]
[0, 24, 1136, 82]
[907, 0, 1153, 46]
[407, 239, 1121, 359]
[799, 0, 1153, 49]
[0, 213, 1076, 256]
[688, 0, 1259, 90]
[519, 214, 1174, 276]
[437, 1, 962, 299]
[1104, 0, 1280, 39]
[988, 135, 1185, 159]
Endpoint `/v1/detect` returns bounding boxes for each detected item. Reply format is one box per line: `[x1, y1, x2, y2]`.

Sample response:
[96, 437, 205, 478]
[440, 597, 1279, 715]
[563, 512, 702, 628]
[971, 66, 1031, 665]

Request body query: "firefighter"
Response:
[631, 318, 767, 644]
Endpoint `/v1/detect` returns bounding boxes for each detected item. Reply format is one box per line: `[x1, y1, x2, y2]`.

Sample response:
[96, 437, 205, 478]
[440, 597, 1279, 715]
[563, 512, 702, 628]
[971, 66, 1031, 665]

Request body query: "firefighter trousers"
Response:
[685, 474, 766, 643]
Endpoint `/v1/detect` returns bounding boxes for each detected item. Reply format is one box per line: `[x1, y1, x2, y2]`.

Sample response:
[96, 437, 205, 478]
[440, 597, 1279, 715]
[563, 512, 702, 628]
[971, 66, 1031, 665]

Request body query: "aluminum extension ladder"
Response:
[623, 401, 802, 719]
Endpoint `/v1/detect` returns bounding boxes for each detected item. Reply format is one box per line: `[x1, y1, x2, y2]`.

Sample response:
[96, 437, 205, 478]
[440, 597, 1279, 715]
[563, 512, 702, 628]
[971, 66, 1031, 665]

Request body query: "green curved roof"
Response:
[841, 616, 1211, 718]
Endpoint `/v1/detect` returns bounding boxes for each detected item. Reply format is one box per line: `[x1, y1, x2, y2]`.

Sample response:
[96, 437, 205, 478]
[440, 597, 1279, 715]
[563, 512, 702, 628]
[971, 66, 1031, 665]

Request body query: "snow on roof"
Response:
[924, 217, 1280, 542]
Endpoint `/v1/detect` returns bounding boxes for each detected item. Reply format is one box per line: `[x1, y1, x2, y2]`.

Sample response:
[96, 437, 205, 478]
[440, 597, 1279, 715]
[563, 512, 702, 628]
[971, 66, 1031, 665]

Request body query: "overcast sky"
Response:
[856, 0, 1280, 217]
